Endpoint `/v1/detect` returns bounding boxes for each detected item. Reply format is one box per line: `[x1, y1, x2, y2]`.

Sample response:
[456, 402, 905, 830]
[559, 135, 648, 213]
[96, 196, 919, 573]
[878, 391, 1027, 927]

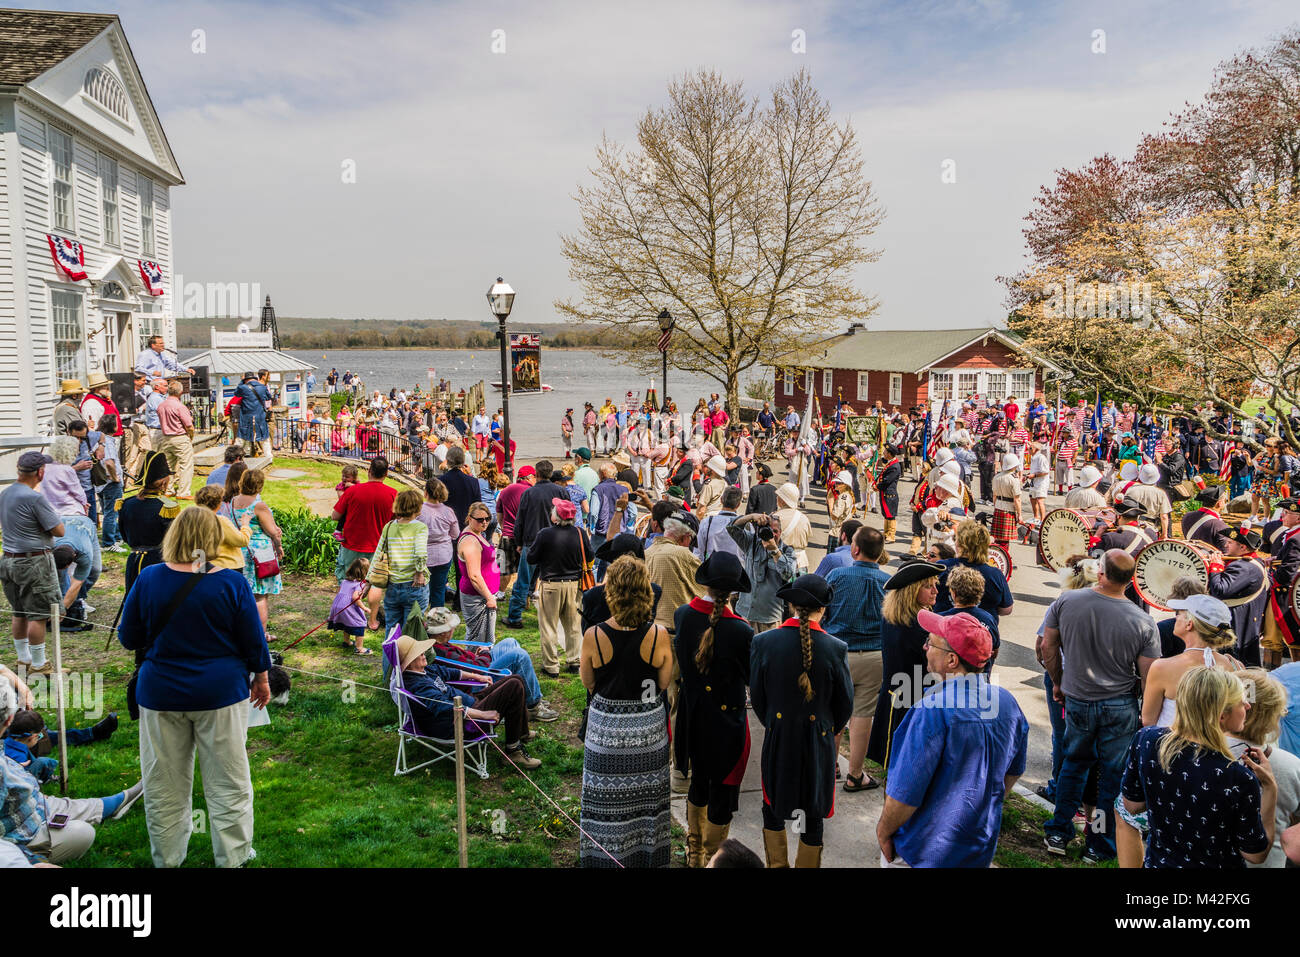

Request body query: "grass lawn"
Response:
[51, 547, 612, 868]
[191, 455, 406, 513]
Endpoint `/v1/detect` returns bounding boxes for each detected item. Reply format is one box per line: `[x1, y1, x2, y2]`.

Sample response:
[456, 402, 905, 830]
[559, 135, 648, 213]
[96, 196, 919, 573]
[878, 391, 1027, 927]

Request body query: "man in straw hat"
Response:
[877, 609, 1028, 868]
[51, 379, 85, 435]
[990, 453, 1022, 547]
[395, 631, 541, 769]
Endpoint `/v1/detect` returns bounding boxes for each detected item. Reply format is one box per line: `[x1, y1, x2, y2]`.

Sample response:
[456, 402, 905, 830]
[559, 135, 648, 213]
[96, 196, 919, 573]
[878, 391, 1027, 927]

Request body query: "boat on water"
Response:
[491, 382, 553, 391]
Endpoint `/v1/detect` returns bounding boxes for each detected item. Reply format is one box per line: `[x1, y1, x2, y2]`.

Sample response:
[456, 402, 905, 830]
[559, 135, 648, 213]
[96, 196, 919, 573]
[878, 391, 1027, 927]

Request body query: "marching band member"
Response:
[1063, 465, 1106, 509]
[1264, 498, 1300, 667]
[1210, 526, 1270, 667]
[990, 453, 1022, 548]
[1096, 498, 1156, 609]
[826, 471, 856, 552]
[876, 451, 901, 545]
[1181, 486, 1232, 551]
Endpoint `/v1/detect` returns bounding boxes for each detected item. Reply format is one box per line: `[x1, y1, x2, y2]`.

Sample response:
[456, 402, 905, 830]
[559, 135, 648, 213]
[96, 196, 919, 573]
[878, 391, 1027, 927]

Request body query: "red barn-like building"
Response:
[772, 326, 1063, 417]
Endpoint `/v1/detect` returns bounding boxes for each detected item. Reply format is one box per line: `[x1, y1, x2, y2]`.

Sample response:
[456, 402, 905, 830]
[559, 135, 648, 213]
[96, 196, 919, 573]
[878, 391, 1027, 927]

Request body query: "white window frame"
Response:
[137, 303, 164, 354]
[52, 289, 86, 383]
[889, 372, 903, 405]
[138, 173, 155, 256]
[985, 372, 1007, 402]
[856, 371, 869, 402]
[783, 367, 793, 396]
[99, 153, 119, 247]
[927, 372, 950, 402]
[822, 368, 833, 397]
[100, 312, 119, 374]
[804, 370, 814, 395]
[49, 127, 76, 233]
[1011, 370, 1034, 402]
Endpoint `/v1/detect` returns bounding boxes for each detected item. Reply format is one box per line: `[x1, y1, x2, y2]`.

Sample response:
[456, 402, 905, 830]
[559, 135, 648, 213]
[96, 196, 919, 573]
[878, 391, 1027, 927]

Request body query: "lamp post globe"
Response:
[488, 277, 516, 476]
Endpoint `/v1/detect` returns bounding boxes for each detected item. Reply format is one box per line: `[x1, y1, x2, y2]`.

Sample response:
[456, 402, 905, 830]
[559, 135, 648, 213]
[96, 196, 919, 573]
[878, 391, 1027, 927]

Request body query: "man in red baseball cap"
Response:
[526, 496, 593, 676]
[875, 610, 1028, 868]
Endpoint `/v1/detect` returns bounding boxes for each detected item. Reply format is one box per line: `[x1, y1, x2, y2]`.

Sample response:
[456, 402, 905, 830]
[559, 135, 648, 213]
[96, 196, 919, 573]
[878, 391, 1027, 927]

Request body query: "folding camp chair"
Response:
[382, 626, 497, 779]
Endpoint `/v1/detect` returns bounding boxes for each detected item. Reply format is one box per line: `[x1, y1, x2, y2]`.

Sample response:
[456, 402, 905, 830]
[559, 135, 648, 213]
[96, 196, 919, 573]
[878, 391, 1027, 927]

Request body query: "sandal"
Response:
[354, 647, 374, 656]
[843, 772, 880, 792]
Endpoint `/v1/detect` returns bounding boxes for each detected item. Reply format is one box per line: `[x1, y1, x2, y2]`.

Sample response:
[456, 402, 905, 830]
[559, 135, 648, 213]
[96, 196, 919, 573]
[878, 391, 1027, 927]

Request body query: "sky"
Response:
[20, 0, 1300, 330]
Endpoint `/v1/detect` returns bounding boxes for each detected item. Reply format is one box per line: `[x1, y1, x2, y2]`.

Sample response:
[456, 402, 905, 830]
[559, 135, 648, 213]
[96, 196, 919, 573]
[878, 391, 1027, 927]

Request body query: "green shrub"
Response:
[274, 506, 339, 575]
[329, 393, 349, 419]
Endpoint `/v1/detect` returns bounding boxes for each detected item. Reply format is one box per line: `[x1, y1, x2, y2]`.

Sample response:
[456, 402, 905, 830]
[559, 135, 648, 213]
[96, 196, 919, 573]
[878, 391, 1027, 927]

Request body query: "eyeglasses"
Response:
[924, 637, 955, 655]
[468, 513, 489, 523]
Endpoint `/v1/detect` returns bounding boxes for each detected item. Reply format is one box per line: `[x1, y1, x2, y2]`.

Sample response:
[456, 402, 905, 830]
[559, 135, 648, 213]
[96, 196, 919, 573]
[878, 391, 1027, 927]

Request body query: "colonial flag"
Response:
[138, 260, 165, 296]
[47, 234, 87, 281]
[1219, 441, 1234, 482]
[926, 400, 950, 460]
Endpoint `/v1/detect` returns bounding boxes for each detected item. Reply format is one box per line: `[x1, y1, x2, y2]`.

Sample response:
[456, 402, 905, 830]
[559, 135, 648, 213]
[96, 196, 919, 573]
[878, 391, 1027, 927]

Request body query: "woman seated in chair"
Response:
[395, 634, 542, 770]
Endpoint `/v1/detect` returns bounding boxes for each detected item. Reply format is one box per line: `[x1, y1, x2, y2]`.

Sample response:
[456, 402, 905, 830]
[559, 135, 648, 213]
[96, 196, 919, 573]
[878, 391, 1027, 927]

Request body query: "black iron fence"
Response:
[268, 417, 452, 476]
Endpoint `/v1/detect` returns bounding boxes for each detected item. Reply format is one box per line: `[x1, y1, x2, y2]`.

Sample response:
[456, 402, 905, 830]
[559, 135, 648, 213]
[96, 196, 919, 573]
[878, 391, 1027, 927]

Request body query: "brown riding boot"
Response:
[762, 827, 790, 868]
[794, 839, 823, 868]
[908, 535, 922, 555]
[685, 802, 707, 868]
[701, 817, 731, 865]
[883, 518, 896, 543]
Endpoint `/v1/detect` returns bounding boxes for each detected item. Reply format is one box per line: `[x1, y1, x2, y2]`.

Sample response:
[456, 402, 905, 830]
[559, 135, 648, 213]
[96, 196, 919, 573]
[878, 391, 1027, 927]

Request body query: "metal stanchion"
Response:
[50, 602, 69, 795]
[453, 695, 468, 867]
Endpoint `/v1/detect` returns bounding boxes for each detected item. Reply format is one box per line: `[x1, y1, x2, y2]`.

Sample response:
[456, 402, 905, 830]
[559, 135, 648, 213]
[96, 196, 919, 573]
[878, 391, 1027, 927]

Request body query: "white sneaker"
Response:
[81, 603, 95, 614]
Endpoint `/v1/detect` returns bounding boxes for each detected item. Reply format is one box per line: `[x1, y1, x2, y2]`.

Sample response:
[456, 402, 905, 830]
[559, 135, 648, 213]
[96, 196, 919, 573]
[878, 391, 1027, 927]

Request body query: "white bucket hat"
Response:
[776, 482, 800, 508]
[937, 473, 961, 497]
[1119, 461, 1138, 482]
[934, 447, 955, 467]
[1076, 465, 1102, 488]
[1139, 463, 1160, 485]
[940, 460, 961, 476]
[705, 454, 728, 478]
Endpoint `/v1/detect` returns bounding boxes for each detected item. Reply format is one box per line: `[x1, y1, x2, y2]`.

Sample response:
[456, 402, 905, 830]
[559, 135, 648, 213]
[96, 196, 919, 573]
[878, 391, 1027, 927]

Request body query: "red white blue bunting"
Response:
[138, 259, 165, 296]
[47, 234, 87, 281]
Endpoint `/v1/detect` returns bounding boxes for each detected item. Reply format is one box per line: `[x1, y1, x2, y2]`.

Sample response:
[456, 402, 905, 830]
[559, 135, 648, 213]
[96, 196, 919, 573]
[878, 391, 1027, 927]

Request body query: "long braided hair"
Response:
[795, 604, 815, 702]
[694, 586, 730, 674]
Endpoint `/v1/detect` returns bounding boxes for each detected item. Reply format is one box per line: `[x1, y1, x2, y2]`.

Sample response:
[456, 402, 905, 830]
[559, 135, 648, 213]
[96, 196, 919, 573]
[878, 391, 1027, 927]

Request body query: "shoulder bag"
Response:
[368, 523, 392, 587]
[125, 569, 207, 720]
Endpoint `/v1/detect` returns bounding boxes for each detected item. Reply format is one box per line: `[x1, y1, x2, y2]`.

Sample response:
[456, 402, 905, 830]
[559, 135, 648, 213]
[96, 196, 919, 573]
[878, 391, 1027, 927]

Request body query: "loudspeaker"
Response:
[189, 365, 210, 395]
[108, 372, 137, 418]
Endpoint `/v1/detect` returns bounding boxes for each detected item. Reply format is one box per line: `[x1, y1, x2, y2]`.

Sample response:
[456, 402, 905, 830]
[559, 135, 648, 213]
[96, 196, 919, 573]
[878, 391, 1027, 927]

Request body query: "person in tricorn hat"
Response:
[1181, 484, 1231, 550]
[1207, 525, 1269, 666]
[866, 560, 945, 770]
[1264, 498, 1300, 667]
[117, 450, 180, 594]
[749, 573, 853, 868]
[673, 552, 754, 867]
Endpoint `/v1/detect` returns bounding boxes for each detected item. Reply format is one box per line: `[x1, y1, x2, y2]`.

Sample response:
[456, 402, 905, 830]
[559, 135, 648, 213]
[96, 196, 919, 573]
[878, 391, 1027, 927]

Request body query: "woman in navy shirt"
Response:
[119, 507, 272, 868]
[1120, 666, 1276, 868]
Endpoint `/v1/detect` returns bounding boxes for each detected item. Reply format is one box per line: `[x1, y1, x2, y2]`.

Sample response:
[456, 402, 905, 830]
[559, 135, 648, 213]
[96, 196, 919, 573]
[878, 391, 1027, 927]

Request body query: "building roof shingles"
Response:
[0, 8, 117, 86]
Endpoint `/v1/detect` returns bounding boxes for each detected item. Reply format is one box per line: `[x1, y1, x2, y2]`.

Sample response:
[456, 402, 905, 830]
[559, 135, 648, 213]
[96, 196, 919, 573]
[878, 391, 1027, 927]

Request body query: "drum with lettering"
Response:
[989, 542, 1013, 582]
[1037, 509, 1090, 571]
[1133, 539, 1216, 611]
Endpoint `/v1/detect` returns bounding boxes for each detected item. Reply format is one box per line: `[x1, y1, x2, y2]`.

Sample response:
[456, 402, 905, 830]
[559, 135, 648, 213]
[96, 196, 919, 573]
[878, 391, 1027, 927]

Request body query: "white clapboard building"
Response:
[0, 8, 183, 451]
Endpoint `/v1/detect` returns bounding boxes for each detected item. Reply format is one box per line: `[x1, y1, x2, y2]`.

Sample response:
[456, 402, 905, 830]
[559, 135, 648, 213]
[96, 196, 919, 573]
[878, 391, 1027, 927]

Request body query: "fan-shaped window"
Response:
[100, 281, 127, 301]
[83, 68, 129, 122]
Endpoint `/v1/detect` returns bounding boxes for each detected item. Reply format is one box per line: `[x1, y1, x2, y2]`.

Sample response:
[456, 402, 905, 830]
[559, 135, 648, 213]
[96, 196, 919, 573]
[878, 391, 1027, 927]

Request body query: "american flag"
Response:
[1219, 441, 1234, 482]
[926, 400, 950, 459]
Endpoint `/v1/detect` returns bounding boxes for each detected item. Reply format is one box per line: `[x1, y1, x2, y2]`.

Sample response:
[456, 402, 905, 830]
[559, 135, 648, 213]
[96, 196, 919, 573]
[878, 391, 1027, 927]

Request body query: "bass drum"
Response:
[1133, 539, 1215, 612]
[1037, 508, 1090, 571]
[989, 542, 1013, 582]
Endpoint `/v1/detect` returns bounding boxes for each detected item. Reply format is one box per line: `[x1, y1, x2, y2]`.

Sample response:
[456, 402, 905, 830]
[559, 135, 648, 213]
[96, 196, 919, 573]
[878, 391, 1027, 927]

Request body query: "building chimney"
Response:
[848, 323, 864, 334]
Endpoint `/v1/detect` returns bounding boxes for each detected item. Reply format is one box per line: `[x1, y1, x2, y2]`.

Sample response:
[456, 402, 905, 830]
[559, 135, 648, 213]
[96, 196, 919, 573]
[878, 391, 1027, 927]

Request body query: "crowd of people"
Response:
[6, 374, 1300, 871]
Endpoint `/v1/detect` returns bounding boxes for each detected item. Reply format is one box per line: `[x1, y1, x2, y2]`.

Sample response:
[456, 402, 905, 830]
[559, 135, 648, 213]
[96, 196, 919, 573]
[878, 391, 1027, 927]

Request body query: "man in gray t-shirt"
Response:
[0, 452, 67, 678]
[1038, 549, 1159, 862]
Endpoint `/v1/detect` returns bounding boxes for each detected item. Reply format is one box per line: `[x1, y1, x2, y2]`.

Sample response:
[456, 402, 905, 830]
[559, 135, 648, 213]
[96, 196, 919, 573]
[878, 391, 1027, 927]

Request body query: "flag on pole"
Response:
[921, 412, 932, 464]
[1219, 441, 1234, 482]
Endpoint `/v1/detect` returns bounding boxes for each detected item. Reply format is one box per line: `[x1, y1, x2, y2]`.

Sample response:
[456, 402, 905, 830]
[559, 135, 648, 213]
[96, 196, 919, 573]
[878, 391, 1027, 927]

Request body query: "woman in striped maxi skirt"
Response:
[578, 556, 673, 867]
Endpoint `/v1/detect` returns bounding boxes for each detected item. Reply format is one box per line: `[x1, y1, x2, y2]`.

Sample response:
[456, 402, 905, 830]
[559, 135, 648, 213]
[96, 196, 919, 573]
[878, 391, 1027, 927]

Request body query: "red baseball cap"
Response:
[917, 609, 993, 669]
[517, 465, 536, 478]
[551, 497, 578, 520]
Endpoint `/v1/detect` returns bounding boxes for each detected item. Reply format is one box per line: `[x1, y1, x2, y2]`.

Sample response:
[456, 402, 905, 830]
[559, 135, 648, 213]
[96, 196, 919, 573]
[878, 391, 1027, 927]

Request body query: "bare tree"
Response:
[556, 69, 882, 410]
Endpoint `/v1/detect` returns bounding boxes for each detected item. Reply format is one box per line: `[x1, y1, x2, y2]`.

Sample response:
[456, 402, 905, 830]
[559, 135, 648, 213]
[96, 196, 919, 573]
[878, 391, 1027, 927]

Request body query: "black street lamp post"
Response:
[487, 277, 516, 476]
[657, 309, 674, 408]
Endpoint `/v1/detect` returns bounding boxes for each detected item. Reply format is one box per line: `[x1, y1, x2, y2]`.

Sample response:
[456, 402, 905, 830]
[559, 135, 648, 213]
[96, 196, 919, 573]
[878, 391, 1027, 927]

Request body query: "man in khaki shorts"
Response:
[0, 452, 67, 677]
[822, 526, 891, 791]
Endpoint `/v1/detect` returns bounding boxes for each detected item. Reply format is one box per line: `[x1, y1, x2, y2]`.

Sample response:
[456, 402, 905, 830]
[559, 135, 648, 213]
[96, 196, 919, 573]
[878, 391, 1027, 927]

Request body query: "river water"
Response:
[278, 348, 761, 457]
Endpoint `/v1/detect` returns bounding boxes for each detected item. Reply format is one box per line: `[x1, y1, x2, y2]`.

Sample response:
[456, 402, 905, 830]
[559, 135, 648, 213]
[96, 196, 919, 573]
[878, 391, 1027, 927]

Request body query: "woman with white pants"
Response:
[118, 507, 272, 868]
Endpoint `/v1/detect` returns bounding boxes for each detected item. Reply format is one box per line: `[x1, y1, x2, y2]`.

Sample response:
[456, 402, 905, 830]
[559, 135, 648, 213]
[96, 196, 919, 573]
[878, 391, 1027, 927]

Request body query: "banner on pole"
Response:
[509, 332, 542, 394]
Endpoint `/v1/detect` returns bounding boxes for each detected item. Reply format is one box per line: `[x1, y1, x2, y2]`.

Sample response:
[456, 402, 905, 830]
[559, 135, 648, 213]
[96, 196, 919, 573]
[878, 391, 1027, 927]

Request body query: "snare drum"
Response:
[1037, 508, 1091, 571]
[1133, 539, 1219, 611]
[989, 542, 1013, 582]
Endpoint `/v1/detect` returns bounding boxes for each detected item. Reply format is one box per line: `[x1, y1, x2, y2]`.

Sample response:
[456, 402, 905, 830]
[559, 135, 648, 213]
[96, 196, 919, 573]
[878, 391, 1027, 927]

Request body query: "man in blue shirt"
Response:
[134, 335, 193, 379]
[783, 405, 800, 431]
[814, 519, 863, 577]
[877, 609, 1028, 867]
[756, 402, 776, 441]
[822, 526, 891, 791]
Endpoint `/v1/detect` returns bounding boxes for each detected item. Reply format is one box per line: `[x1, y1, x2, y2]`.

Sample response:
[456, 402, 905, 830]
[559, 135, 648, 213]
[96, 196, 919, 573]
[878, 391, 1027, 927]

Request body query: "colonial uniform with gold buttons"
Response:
[749, 574, 853, 868]
[673, 552, 755, 867]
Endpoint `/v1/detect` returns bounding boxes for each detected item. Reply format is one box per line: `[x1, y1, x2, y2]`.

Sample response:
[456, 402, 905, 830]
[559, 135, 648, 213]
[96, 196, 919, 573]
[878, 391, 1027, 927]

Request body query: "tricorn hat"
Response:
[694, 551, 751, 594]
[776, 573, 833, 609]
